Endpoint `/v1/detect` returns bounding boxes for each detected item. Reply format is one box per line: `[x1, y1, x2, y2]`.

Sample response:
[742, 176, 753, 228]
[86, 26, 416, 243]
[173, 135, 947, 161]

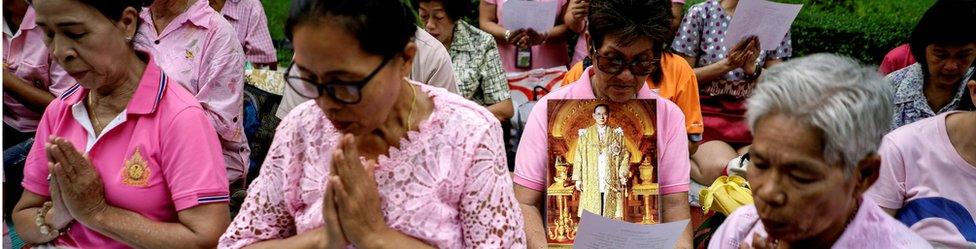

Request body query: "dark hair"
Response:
[413, 0, 470, 22]
[909, 0, 976, 78]
[587, 0, 672, 84]
[286, 0, 418, 59]
[594, 104, 610, 114]
[77, 0, 153, 21]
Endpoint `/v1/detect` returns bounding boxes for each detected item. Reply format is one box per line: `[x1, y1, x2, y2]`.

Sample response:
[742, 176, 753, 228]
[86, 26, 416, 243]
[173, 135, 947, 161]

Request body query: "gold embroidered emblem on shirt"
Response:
[185, 49, 194, 60]
[122, 148, 150, 187]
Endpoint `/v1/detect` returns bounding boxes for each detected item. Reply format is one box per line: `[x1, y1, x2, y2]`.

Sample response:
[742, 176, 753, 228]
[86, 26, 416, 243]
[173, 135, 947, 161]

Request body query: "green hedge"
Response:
[684, 0, 934, 64]
[263, 0, 935, 66]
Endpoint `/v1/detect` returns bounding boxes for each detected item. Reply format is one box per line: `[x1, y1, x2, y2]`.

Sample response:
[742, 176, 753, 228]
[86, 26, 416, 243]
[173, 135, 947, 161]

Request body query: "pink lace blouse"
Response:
[219, 82, 526, 248]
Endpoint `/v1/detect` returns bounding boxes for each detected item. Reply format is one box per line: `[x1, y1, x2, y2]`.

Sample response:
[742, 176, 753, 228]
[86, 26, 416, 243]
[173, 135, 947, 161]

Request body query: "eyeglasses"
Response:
[284, 56, 393, 105]
[591, 51, 660, 76]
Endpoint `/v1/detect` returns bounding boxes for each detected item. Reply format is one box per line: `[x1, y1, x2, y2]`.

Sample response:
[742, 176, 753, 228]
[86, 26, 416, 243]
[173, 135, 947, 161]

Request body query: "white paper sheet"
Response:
[723, 0, 803, 51]
[574, 211, 690, 249]
[501, 0, 559, 32]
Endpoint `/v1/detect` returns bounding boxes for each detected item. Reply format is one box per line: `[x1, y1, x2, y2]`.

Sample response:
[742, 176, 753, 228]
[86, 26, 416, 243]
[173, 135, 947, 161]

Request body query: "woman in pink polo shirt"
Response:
[11, 0, 231, 248]
[512, 0, 692, 247]
[219, 0, 525, 248]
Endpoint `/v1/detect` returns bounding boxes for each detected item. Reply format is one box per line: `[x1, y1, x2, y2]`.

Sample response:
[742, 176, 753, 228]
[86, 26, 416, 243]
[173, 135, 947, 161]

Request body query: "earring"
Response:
[125, 36, 132, 42]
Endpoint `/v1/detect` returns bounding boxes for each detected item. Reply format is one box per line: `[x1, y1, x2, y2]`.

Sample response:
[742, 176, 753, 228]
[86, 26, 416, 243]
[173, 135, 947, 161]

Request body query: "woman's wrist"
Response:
[355, 226, 392, 249]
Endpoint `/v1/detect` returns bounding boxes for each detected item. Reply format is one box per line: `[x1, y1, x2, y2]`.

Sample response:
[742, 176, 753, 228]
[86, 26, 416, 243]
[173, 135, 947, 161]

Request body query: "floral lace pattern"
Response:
[219, 82, 526, 248]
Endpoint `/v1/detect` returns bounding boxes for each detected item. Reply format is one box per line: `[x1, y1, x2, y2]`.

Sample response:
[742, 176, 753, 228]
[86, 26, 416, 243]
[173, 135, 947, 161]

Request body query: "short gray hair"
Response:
[746, 53, 893, 173]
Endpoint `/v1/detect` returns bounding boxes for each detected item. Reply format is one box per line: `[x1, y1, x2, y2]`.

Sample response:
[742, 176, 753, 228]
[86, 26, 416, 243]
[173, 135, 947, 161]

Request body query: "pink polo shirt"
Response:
[485, 0, 569, 72]
[135, 0, 249, 182]
[21, 56, 229, 249]
[219, 0, 277, 65]
[3, 7, 75, 132]
[513, 67, 690, 195]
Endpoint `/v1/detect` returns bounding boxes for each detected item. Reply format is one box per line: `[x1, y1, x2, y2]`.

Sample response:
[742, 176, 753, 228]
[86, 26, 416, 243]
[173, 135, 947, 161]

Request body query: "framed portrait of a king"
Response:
[544, 99, 661, 247]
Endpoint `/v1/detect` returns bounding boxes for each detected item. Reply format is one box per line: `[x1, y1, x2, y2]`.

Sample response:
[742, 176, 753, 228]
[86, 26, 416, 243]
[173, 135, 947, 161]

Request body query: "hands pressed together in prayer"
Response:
[45, 137, 108, 229]
[318, 134, 396, 249]
[727, 36, 762, 75]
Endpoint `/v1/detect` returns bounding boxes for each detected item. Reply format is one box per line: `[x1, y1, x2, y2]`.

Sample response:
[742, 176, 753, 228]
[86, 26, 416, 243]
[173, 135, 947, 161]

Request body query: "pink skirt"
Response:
[700, 94, 752, 145]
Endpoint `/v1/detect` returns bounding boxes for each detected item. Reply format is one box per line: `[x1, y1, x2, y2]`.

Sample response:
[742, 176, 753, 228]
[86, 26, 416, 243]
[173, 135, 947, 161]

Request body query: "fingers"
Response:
[46, 140, 74, 177]
[322, 180, 340, 225]
[55, 138, 87, 168]
[330, 176, 349, 203]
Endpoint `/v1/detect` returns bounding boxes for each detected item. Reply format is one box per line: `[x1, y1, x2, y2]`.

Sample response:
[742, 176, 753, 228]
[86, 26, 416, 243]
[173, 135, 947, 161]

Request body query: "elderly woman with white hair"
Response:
[708, 54, 932, 249]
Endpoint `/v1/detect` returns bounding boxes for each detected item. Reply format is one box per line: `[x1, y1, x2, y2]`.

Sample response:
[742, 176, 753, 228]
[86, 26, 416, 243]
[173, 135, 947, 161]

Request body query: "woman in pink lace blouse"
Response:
[218, 0, 526, 248]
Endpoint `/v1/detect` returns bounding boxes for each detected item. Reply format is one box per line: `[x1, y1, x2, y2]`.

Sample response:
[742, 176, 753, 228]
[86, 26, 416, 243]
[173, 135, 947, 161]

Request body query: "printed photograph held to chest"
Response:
[545, 99, 660, 247]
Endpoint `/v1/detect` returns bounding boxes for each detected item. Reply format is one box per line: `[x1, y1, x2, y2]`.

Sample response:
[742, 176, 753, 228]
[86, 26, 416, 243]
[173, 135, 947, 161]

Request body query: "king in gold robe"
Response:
[572, 124, 630, 219]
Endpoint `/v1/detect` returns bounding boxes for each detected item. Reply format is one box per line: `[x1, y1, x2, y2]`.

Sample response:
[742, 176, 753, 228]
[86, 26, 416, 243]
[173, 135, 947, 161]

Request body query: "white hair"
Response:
[746, 53, 893, 173]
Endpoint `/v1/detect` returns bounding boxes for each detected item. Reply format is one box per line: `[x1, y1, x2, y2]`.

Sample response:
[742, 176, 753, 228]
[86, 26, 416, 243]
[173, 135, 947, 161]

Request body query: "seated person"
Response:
[709, 54, 930, 249]
[136, 0, 250, 184]
[218, 0, 525, 247]
[12, 0, 230, 247]
[417, 0, 514, 122]
[210, 0, 279, 69]
[512, 0, 692, 247]
[672, 0, 793, 186]
[887, 0, 976, 130]
[866, 76, 976, 247]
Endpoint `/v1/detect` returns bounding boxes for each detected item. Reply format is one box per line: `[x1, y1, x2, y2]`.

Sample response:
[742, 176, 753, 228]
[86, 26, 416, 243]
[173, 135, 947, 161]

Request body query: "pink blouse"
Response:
[219, 82, 526, 248]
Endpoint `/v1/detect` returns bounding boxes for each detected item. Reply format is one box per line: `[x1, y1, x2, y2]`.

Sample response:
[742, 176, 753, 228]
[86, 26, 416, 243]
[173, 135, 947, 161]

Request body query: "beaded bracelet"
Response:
[34, 201, 68, 236]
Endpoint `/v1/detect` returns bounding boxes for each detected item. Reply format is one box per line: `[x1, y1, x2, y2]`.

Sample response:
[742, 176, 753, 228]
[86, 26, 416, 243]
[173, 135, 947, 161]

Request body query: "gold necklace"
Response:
[87, 91, 102, 134]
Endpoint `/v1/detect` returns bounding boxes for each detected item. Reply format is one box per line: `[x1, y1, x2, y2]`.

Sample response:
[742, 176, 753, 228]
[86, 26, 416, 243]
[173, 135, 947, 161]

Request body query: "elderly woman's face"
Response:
[747, 114, 872, 243]
[592, 35, 655, 102]
[291, 21, 411, 135]
[925, 43, 976, 87]
[419, 1, 455, 47]
[34, 0, 137, 89]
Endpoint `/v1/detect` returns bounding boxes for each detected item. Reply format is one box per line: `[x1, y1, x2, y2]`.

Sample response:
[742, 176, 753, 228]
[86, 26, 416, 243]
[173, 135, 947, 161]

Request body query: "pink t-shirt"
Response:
[135, 0, 249, 181]
[485, 0, 569, 72]
[219, 82, 526, 248]
[3, 7, 75, 132]
[219, 0, 277, 65]
[866, 111, 976, 248]
[21, 56, 229, 249]
[513, 67, 690, 195]
[879, 44, 915, 76]
[708, 197, 931, 249]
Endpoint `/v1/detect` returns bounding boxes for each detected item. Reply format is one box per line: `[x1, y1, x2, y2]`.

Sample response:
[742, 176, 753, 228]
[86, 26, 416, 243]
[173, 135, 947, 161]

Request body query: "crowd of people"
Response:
[2, 0, 974, 248]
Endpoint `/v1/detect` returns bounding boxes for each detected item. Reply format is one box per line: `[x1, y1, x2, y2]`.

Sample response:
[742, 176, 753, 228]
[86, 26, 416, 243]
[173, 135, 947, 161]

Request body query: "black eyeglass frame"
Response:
[284, 55, 394, 105]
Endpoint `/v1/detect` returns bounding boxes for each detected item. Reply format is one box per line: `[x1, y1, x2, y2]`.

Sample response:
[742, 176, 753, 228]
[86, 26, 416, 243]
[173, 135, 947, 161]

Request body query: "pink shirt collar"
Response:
[19, 7, 37, 31]
[139, 0, 214, 37]
[60, 54, 169, 115]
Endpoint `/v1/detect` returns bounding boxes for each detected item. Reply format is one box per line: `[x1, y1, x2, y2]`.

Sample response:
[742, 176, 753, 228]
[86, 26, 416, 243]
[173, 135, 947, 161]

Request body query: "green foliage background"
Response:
[261, 0, 936, 66]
